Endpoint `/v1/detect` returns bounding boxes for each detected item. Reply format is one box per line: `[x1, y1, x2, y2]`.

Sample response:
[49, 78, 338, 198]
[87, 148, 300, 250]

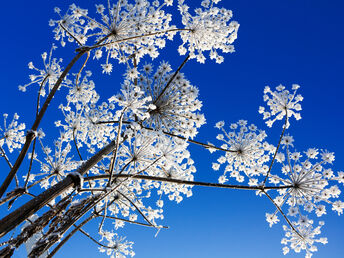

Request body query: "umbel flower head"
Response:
[138, 61, 205, 138]
[98, 230, 135, 257]
[270, 136, 343, 217]
[281, 221, 327, 258]
[259, 84, 303, 128]
[264, 136, 343, 257]
[178, 0, 239, 63]
[18, 45, 69, 96]
[0, 113, 26, 153]
[27, 133, 77, 189]
[50, 1, 175, 74]
[211, 120, 274, 185]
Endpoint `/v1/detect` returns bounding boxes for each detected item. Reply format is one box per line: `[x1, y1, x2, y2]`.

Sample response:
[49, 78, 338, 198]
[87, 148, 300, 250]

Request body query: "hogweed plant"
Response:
[0, 0, 341, 258]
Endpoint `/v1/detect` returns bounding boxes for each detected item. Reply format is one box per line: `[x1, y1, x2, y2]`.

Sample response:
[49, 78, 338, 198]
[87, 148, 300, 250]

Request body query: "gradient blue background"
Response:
[0, 0, 343, 258]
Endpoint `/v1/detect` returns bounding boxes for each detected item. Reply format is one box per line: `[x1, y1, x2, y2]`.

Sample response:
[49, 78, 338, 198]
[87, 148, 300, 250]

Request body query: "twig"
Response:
[263, 111, 288, 185]
[117, 190, 156, 228]
[47, 214, 96, 258]
[263, 190, 303, 239]
[95, 120, 236, 153]
[24, 138, 37, 188]
[86, 174, 293, 191]
[97, 215, 168, 229]
[154, 54, 190, 105]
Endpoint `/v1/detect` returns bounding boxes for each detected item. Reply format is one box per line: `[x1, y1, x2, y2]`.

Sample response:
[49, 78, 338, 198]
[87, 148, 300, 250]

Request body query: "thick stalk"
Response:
[0, 139, 117, 238]
[0, 50, 88, 198]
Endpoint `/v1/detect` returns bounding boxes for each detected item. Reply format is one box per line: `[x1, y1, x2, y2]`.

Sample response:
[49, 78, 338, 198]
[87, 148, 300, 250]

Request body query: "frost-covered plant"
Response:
[18, 45, 69, 96]
[0, 1, 341, 258]
[0, 113, 26, 153]
[259, 84, 303, 128]
[210, 85, 343, 257]
[178, 0, 239, 63]
[212, 120, 274, 185]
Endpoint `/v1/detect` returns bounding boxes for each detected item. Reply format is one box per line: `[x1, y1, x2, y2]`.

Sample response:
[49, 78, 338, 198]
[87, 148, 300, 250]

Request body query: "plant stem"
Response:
[85, 174, 293, 191]
[0, 50, 88, 199]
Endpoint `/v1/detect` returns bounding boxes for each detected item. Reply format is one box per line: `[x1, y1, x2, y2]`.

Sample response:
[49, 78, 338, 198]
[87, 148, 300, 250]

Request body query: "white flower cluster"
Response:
[259, 84, 303, 128]
[99, 230, 135, 258]
[211, 120, 274, 185]
[118, 128, 195, 187]
[27, 132, 78, 189]
[138, 61, 205, 138]
[178, 0, 239, 63]
[282, 221, 327, 258]
[271, 136, 343, 214]
[18, 45, 69, 96]
[0, 113, 26, 153]
[57, 71, 117, 153]
[265, 135, 344, 257]
[50, 1, 175, 73]
[108, 79, 152, 121]
[208, 84, 342, 258]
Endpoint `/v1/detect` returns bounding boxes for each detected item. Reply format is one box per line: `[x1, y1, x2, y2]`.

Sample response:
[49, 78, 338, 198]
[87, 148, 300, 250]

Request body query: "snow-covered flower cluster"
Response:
[259, 84, 303, 128]
[262, 134, 343, 257]
[18, 45, 69, 96]
[108, 79, 153, 121]
[50, 1, 176, 73]
[209, 85, 342, 258]
[211, 120, 274, 185]
[281, 221, 327, 258]
[137, 61, 205, 138]
[56, 70, 118, 153]
[268, 135, 343, 214]
[0, 1, 342, 258]
[0, 113, 26, 153]
[116, 128, 196, 202]
[26, 132, 78, 189]
[99, 231, 135, 258]
[178, 0, 239, 63]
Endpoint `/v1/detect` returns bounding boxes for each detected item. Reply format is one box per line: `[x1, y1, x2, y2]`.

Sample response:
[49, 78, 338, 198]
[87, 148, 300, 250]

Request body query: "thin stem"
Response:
[36, 75, 49, 117]
[97, 215, 168, 229]
[47, 214, 96, 258]
[98, 199, 108, 233]
[75, 51, 90, 86]
[77, 227, 121, 251]
[24, 138, 37, 188]
[73, 129, 83, 161]
[80, 28, 192, 51]
[117, 190, 156, 228]
[86, 174, 293, 191]
[59, 22, 83, 46]
[0, 146, 13, 169]
[263, 190, 303, 239]
[95, 120, 236, 153]
[154, 54, 190, 105]
[263, 111, 288, 185]
[108, 109, 126, 185]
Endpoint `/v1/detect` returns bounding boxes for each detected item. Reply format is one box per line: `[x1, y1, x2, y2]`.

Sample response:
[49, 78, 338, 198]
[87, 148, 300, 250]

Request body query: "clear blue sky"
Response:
[0, 0, 344, 258]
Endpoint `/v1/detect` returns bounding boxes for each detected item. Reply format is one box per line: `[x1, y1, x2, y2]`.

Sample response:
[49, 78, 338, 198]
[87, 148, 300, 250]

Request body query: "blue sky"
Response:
[0, 0, 344, 258]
